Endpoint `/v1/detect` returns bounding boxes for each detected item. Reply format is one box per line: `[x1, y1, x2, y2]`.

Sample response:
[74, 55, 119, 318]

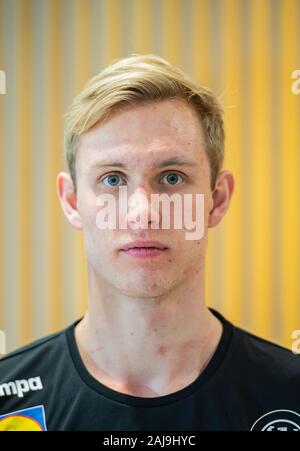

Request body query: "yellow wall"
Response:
[0, 0, 299, 352]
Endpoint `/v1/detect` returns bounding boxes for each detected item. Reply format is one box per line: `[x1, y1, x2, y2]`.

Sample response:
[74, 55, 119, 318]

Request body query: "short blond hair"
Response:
[64, 54, 225, 191]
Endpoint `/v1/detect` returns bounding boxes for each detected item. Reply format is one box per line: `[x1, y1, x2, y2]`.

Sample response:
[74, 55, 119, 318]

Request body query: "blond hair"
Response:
[64, 54, 225, 191]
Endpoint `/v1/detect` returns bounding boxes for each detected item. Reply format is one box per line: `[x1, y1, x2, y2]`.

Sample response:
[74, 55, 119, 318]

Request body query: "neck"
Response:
[75, 266, 223, 397]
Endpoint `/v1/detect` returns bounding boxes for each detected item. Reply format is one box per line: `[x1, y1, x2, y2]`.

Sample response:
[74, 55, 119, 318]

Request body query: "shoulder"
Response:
[212, 308, 300, 388]
[232, 324, 300, 381]
[1, 330, 61, 359]
[0, 325, 72, 381]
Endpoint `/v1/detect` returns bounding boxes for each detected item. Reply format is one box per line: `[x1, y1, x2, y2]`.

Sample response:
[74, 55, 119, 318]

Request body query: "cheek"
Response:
[83, 226, 115, 270]
[185, 237, 207, 275]
[79, 203, 107, 253]
[77, 189, 103, 235]
[79, 205, 117, 255]
[178, 191, 210, 240]
[80, 207, 97, 237]
[200, 188, 213, 228]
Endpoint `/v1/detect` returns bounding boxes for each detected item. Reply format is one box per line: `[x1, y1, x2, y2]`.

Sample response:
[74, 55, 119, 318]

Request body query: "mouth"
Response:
[119, 240, 169, 259]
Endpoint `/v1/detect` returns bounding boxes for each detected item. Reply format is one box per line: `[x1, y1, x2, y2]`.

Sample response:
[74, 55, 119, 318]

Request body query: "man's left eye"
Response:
[159, 172, 184, 185]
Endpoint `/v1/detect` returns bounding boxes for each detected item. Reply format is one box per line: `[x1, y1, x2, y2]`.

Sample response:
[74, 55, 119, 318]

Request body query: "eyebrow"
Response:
[90, 157, 197, 170]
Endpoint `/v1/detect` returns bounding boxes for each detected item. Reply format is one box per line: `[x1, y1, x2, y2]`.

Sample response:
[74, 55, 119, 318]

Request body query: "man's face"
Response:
[73, 98, 214, 298]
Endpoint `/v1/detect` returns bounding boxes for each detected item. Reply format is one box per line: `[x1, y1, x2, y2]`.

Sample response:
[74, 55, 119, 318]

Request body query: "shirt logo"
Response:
[0, 376, 43, 398]
[251, 409, 300, 431]
[0, 405, 47, 431]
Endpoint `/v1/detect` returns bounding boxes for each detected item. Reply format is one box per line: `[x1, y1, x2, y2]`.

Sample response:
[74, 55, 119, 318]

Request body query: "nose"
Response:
[125, 186, 160, 230]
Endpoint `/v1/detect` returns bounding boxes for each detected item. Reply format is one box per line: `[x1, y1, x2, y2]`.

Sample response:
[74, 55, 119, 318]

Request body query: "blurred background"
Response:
[0, 0, 299, 353]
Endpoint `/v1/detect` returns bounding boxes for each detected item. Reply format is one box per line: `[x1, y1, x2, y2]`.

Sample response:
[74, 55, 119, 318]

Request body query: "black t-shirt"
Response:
[0, 308, 300, 431]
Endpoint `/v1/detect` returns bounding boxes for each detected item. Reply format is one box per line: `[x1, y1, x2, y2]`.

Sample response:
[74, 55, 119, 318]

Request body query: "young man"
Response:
[0, 54, 299, 432]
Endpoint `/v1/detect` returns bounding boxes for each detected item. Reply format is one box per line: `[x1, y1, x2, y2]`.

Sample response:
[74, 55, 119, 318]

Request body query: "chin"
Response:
[117, 279, 171, 299]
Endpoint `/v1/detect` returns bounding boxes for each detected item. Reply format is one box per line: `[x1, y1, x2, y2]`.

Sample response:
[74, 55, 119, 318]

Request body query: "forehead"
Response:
[76, 98, 206, 169]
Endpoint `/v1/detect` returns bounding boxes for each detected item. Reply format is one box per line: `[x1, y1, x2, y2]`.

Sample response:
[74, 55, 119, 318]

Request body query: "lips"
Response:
[120, 240, 168, 251]
[119, 240, 169, 258]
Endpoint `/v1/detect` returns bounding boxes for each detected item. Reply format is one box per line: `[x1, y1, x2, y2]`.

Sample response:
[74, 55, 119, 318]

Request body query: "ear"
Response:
[57, 172, 83, 230]
[208, 170, 235, 228]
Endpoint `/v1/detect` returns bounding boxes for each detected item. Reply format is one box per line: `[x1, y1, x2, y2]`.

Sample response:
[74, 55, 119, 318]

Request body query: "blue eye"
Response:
[100, 172, 183, 187]
[102, 174, 126, 187]
[160, 172, 183, 185]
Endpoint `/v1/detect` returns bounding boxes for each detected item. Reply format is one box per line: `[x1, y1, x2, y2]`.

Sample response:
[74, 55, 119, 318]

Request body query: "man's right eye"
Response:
[101, 174, 126, 187]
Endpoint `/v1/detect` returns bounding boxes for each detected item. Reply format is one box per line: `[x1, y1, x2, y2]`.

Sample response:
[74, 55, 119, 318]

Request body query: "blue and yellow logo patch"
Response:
[0, 405, 47, 431]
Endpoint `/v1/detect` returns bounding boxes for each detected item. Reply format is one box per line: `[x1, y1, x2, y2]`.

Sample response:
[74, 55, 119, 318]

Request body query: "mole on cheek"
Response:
[157, 344, 166, 355]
